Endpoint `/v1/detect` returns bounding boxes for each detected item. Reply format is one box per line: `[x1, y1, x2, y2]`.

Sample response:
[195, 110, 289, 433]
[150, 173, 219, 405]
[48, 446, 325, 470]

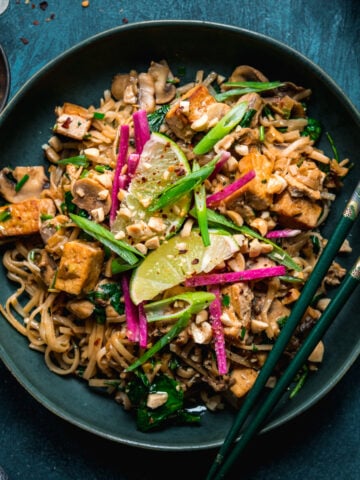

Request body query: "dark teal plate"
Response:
[0, 21, 359, 451]
[0, 43, 10, 112]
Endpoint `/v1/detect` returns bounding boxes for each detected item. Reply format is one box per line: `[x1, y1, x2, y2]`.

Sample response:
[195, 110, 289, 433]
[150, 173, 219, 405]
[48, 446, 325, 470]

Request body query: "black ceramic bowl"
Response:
[0, 21, 359, 451]
[0, 44, 10, 111]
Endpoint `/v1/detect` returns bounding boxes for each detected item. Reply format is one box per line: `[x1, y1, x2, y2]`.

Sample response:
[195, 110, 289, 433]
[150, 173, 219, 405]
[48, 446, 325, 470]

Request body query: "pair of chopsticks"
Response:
[207, 180, 360, 479]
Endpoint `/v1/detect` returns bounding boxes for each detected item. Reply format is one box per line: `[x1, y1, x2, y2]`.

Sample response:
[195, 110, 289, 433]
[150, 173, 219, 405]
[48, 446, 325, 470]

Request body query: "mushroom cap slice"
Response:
[71, 177, 111, 216]
[0, 166, 48, 203]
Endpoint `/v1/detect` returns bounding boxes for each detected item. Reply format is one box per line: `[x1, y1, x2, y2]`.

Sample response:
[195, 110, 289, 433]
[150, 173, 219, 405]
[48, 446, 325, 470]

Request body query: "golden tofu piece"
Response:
[55, 240, 104, 295]
[0, 198, 55, 238]
[166, 84, 226, 141]
[54, 102, 91, 140]
[230, 368, 258, 398]
[271, 190, 322, 229]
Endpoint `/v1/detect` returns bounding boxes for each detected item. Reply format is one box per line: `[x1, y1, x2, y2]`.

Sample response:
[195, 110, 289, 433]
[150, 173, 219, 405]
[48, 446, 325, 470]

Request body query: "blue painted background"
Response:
[0, 1, 359, 479]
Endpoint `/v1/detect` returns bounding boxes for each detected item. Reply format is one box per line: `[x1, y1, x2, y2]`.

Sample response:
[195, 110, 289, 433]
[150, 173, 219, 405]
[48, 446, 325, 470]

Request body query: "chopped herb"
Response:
[147, 105, 170, 132]
[57, 154, 89, 167]
[15, 174, 30, 192]
[239, 108, 256, 128]
[301, 118, 321, 142]
[259, 125, 265, 142]
[0, 209, 11, 222]
[277, 316, 288, 329]
[95, 164, 112, 173]
[93, 112, 105, 120]
[222, 294, 230, 307]
[40, 213, 54, 221]
[289, 365, 309, 398]
[311, 235, 321, 254]
[240, 326, 247, 340]
[325, 131, 339, 162]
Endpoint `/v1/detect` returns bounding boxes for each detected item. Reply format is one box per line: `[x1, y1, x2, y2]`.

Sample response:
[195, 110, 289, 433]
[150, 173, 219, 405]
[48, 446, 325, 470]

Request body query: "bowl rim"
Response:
[0, 19, 359, 451]
[0, 43, 10, 112]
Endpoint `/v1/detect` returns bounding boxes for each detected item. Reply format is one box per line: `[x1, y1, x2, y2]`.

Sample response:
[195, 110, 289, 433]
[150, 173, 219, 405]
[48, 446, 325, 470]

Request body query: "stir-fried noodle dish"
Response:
[0, 61, 351, 431]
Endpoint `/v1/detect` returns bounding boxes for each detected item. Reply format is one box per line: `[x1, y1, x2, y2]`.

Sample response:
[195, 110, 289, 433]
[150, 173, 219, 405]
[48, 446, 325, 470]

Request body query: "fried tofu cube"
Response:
[55, 240, 104, 295]
[230, 368, 258, 398]
[0, 198, 55, 238]
[271, 190, 322, 229]
[54, 102, 92, 140]
[226, 151, 274, 210]
[166, 84, 228, 141]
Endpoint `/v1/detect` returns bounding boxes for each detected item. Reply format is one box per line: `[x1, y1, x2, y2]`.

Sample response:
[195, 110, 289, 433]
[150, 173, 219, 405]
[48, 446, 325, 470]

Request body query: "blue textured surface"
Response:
[0, 1, 359, 479]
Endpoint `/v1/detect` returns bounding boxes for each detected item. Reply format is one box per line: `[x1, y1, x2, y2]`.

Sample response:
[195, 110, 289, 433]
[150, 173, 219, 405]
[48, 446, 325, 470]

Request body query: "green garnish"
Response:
[69, 213, 143, 265]
[147, 104, 170, 132]
[57, 154, 89, 167]
[95, 164, 112, 173]
[301, 118, 322, 142]
[15, 174, 30, 192]
[148, 154, 219, 212]
[0, 209, 11, 222]
[193, 101, 248, 155]
[93, 112, 105, 120]
[239, 108, 256, 128]
[87, 282, 125, 315]
[222, 294, 231, 307]
[289, 365, 309, 399]
[40, 214, 54, 222]
[259, 125, 265, 142]
[215, 81, 284, 102]
[144, 291, 215, 322]
[193, 159, 210, 246]
[126, 373, 200, 432]
[126, 312, 191, 372]
[325, 131, 339, 162]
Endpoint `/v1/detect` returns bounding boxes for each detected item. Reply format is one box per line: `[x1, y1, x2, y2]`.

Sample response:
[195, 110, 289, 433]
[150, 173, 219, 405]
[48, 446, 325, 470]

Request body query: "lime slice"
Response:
[130, 230, 240, 304]
[111, 132, 191, 243]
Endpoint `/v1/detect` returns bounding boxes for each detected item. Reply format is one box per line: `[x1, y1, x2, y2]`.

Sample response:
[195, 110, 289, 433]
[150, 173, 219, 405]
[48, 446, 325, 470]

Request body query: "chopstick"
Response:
[207, 180, 360, 480]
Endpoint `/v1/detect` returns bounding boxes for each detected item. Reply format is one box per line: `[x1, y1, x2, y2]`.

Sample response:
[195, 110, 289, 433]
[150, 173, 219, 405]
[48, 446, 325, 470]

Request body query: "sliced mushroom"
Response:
[111, 70, 138, 103]
[228, 65, 269, 83]
[0, 166, 48, 203]
[138, 72, 156, 112]
[71, 177, 111, 217]
[148, 61, 176, 104]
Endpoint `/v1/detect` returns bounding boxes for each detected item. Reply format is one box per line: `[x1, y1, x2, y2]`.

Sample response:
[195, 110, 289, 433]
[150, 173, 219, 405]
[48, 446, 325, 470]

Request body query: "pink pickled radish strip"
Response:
[209, 151, 231, 180]
[206, 169, 256, 206]
[121, 275, 139, 342]
[133, 109, 151, 154]
[127, 153, 140, 177]
[208, 285, 228, 375]
[110, 124, 130, 225]
[266, 229, 302, 239]
[138, 302, 148, 349]
[185, 265, 286, 287]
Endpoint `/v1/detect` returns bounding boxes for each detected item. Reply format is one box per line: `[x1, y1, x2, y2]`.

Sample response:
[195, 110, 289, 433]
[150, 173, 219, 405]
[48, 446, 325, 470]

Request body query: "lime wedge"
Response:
[130, 230, 240, 304]
[111, 132, 191, 243]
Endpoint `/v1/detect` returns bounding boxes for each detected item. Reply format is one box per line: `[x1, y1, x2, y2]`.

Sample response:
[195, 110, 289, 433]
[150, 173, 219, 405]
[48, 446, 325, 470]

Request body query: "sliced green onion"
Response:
[239, 108, 256, 128]
[69, 213, 143, 265]
[40, 214, 54, 221]
[215, 81, 284, 102]
[95, 164, 112, 173]
[259, 125, 265, 142]
[148, 154, 220, 213]
[93, 112, 105, 120]
[193, 101, 248, 155]
[57, 155, 89, 167]
[126, 312, 191, 372]
[326, 131, 339, 162]
[190, 207, 301, 272]
[0, 209, 11, 222]
[15, 174, 30, 192]
[111, 257, 141, 274]
[289, 365, 309, 399]
[144, 291, 215, 322]
[193, 159, 210, 246]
